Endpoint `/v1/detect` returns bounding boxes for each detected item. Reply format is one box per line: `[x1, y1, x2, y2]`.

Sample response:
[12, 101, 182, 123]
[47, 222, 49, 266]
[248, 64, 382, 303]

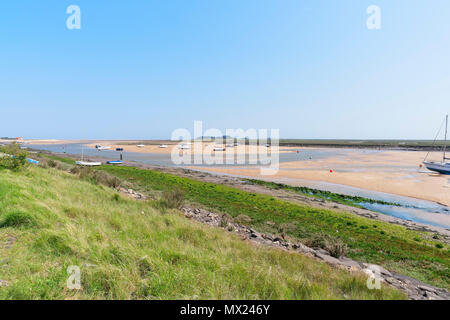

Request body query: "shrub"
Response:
[69, 167, 122, 189]
[159, 187, 185, 209]
[91, 171, 122, 189]
[324, 237, 348, 258]
[220, 213, 233, 228]
[70, 166, 92, 179]
[38, 159, 50, 169]
[304, 233, 348, 258]
[47, 159, 58, 168]
[435, 243, 444, 249]
[0, 143, 28, 171]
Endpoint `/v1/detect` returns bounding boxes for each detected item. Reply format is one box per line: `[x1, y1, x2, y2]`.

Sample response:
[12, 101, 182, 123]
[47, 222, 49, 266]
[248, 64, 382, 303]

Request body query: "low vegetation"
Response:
[0, 165, 405, 299]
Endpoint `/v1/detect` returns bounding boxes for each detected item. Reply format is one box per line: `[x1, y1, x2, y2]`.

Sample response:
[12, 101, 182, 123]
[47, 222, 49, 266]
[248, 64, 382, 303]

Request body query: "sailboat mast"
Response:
[444, 114, 448, 162]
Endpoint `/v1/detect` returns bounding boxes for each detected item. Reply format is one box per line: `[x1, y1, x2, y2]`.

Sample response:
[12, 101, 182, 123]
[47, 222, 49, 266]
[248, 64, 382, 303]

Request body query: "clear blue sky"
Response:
[1, 0, 450, 140]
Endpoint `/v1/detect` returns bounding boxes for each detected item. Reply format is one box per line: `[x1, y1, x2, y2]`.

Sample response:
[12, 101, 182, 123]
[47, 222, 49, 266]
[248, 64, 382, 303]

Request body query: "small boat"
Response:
[115, 148, 124, 151]
[106, 160, 123, 165]
[136, 144, 145, 148]
[76, 161, 102, 166]
[213, 146, 226, 151]
[423, 114, 450, 174]
[178, 144, 190, 150]
[423, 161, 450, 174]
[76, 143, 101, 166]
[159, 144, 168, 148]
[26, 158, 39, 164]
[97, 146, 111, 151]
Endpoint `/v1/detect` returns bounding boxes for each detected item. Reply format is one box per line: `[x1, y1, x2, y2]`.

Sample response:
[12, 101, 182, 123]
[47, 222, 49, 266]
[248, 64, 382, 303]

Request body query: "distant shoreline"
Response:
[5, 138, 450, 151]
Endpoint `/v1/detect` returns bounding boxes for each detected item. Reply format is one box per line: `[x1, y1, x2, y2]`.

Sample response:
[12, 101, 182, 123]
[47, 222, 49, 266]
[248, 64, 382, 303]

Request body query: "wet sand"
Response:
[84, 142, 297, 155]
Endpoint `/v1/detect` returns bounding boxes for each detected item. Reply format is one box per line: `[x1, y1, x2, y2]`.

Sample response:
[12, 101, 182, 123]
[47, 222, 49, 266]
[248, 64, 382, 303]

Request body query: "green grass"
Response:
[244, 179, 400, 207]
[95, 165, 450, 289]
[38, 153, 75, 165]
[0, 166, 405, 299]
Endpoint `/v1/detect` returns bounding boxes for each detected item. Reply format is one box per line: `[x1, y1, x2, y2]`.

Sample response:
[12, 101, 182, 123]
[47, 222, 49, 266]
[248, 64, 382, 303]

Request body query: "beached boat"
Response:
[76, 143, 101, 166]
[106, 160, 123, 165]
[136, 144, 145, 148]
[423, 114, 450, 174]
[76, 161, 102, 166]
[97, 146, 111, 151]
[213, 146, 226, 151]
[1, 153, 39, 165]
[26, 158, 39, 164]
[159, 144, 168, 148]
[116, 148, 124, 151]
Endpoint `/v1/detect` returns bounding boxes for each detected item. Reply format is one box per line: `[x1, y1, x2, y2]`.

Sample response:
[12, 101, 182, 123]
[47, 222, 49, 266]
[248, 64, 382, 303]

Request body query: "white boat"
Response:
[136, 144, 145, 148]
[178, 144, 190, 150]
[76, 143, 101, 166]
[76, 161, 102, 166]
[97, 146, 111, 151]
[213, 146, 226, 151]
[423, 114, 450, 174]
[159, 144, 168, 148]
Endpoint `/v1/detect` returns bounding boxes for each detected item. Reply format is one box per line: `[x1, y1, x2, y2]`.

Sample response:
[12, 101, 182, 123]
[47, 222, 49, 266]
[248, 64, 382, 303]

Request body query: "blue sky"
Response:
[1, 0, 450, 139]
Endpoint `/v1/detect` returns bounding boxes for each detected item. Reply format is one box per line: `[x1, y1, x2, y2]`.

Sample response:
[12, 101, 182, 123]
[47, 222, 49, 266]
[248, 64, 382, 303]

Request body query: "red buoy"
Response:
[330, 169, 333, 173]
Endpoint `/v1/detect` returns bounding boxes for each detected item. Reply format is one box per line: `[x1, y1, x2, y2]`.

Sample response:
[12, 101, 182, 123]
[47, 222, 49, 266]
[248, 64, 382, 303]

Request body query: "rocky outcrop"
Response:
[181, 206, 450, 300]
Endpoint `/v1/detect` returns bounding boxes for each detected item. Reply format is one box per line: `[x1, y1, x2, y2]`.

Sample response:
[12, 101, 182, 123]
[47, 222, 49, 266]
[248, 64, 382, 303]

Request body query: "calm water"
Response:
[28, 143, 450, 229]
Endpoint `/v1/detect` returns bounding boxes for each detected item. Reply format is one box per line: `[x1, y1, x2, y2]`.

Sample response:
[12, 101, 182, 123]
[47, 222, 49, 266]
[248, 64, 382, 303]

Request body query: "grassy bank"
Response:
[0, 165, 404, 299]
[93, 165, 449, 289]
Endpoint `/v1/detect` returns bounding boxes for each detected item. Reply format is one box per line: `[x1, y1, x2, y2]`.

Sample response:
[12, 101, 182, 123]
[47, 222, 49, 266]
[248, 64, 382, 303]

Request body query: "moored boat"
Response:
[106, 160, 123, 165]
[97, 146, 111, 150]
[423, 114, 450, 175]
[76, 161, 102, 166]
[423, 161, 450, 174]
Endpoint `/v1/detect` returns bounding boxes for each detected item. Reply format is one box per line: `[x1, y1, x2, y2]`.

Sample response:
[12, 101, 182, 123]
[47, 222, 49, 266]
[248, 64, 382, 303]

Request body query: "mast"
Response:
[444, 114, 448, 162]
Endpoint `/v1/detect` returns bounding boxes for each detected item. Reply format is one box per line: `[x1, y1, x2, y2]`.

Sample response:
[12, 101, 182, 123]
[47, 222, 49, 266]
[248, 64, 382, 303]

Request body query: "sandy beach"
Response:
[84, 141, 298, 155]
